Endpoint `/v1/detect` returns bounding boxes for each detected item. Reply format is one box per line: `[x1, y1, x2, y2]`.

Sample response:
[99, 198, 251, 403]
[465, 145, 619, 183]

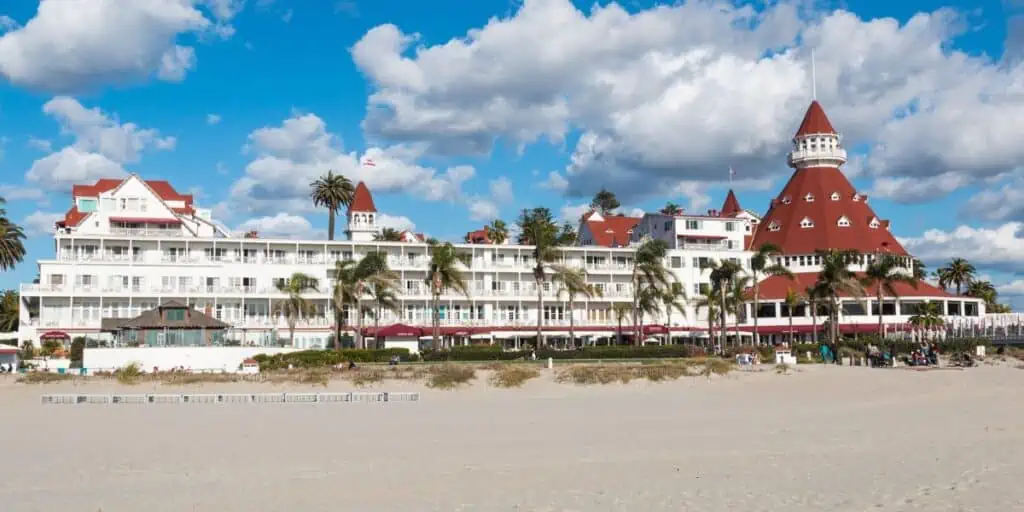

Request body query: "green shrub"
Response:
[421, 344, 706, 362]
[17, 372, 76, 384]
[114, 362, 143, 385]
[69, 338, 86, 368]
[251, 348, 413, 370]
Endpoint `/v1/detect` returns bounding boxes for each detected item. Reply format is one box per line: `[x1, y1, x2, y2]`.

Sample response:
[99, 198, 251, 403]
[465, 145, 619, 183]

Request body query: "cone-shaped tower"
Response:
[752, 101, 906, 256]
[347, 181, 378, 242]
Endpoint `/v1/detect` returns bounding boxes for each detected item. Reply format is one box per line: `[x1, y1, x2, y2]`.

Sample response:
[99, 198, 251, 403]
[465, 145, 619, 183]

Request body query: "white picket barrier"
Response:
[41, 392, 419, 406]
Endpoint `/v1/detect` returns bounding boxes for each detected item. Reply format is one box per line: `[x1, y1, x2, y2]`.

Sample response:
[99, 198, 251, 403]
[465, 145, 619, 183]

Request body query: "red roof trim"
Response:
[751, 272, 960, 301]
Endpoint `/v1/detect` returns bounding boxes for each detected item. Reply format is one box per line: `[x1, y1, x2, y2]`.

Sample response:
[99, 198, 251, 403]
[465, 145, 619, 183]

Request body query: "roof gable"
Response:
[720, 189, 742, 217]
[582, 215, 640, 247]
[350, 181, 376, 212]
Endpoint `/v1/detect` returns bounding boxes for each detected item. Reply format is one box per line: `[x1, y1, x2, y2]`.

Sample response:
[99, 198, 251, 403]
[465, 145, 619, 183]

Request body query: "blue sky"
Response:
[2, 0, 1024, 307]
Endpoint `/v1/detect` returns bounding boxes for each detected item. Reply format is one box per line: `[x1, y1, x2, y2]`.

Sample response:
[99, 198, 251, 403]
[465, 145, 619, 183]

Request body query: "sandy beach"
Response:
[1, 364, 1023, 511]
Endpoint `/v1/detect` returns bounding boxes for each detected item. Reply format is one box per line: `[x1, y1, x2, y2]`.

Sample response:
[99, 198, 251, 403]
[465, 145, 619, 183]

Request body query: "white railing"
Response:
[110, 228, 184, 238]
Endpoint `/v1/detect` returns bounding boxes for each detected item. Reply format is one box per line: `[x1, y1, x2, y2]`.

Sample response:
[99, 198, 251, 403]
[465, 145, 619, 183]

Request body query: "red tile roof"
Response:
[751, 272, 955, 301]
[71, 177, 194, 214]
[350, 181, 376, 212]
[56, 206, 88, 228]
[795, 100, 836, 136]
[720, 189, 742, 217]
[465, 228, 490, 244]
[752, 165, 907, 255]
[584, 214, 640, 247]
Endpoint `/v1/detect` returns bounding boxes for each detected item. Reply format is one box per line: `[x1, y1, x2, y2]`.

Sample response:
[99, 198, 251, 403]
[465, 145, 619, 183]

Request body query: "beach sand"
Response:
[1, 363, 1023, 511]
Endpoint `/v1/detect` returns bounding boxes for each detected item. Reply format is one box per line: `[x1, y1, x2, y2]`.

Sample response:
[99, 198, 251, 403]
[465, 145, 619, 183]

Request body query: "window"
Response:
[664, 221, 671, 231]
[852, 193, 861, 202]
[837, 216, 850, 227]
[166, 309, 186, 321]
[725, 222, 735, 232]
[78, 198, 97, 212]
[781, 196, 791, 204]
[800, 217, 814, 228]
[670, 256, 682, 269]
[869, 217, 880, 229]
[830, 192, 840, 201]
[685, 220, 700, 230]
[804, 193, 814, 202]
[767, 221, 780, 232]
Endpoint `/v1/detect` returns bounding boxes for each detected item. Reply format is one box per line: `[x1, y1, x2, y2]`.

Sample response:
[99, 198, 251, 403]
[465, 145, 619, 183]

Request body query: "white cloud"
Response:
[0, 0, 240, 92]
[27, 137, 52, 152]
[24, 98, 173, 191]
[0, 184, 45, 201]
[377, 213, 416, 232]
[997, 280, 1024, 297]
[226, 112, 476, 217]
[489, 176, 514, 204]
[22, 210, 63, 237]
[206, 113, 222, 125]
[959, 172, 1024, 222]
[869, 172, 971, 204]
[898, 223, 1024, 272]
[467, 198, 499, 222]
[560, 203, 591, 223]
[351, 0, 1024, 202]
[0, 16, 18, 32]
[236, 213, 315, 239]
[538, 171, 569, 192]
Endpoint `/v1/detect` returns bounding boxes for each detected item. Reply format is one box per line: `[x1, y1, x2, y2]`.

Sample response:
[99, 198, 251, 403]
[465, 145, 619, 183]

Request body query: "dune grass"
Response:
[16, 372, 77, 384]
[427, 364, 476, 389]
[488, 365, 541, 388]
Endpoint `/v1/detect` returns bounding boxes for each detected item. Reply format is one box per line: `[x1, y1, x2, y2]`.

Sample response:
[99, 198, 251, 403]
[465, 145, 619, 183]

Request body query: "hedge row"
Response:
[420, 344, 707, 362]
[252, 348, 412, 370]
[790, 337, 989, 357]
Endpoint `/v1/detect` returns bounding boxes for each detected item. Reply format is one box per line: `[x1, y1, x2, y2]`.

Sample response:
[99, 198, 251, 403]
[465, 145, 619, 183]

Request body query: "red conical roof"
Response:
[795, 100, 836, 136]
[751, 166, 907, 255]
[350, 181, 377, 212]
[720, 189, 742, 217]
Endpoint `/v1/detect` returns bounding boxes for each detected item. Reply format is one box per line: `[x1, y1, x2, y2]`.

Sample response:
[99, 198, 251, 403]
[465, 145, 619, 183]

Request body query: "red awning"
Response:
[376, 324, 424, 337]
[39, 331, 70, 340]
[109, 217, 183, 224]
[642, 325, 668, 335]
[0, 345, 17, 354]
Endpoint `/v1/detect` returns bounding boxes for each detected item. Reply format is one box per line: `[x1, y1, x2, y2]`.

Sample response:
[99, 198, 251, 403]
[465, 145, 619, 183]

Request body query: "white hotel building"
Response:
[16, 100, 986, 348]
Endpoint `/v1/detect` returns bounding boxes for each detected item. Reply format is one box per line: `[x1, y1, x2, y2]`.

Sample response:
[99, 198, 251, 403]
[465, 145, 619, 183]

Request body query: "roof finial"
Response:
[811, 48, 817, 101]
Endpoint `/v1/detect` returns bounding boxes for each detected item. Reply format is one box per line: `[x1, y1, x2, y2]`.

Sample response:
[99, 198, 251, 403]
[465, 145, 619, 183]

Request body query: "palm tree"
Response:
[612, 303, 632, 345]
[659, 202, 683, 215]
[310, 171, 354, 241]
[374, 228, 404, 241]
[274, 273, 318, 347]
[727, 275, 751, 346]
[966, 280, 997, 309]
[813, 249, 865, 360]
[0, 289, 18, 332]
[862, 255, 918, 339]
[783, 288, 801, 345]
[517, 208, 562, 347]
[936, 257, 975, 295]
[695, 287, 719, 350]
[331, 260, 357, 349]
[805, 283, 822, 345]
[630, 239, 671, 344]
[486, 219, 508, 244]
[425, 241, 470, 349]
[708, 259, 744, 348]
[0, 197, 27, 272]
[552, 266, 601, 348]
[660, 282, 688, 344]
[369, 279, 400, 349]
[749, 243, 793, 345]
[635, 284, 662, 345]
[911, 257, 927, 280]
[909, 300, 944, 330]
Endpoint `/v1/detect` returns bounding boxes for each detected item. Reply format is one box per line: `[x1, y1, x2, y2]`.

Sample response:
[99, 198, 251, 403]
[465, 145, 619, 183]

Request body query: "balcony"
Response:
[22, 283, 67, 293]
[110, 227, 184, 238]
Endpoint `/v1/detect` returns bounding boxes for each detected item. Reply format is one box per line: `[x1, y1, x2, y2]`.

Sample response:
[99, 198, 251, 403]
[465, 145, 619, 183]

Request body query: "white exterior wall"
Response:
[83, 347, 300, 373]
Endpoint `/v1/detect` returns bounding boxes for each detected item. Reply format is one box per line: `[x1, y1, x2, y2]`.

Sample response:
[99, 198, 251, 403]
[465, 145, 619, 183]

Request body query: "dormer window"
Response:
[768, 221, 780, 232]
[830, 192, 840, 201]
[781, 196, 792, 205]
[852, 193, 861, 202]
[800, 217, 814, 229]
[869, 217, 880, 229]
[804, 193, 814, 202]
[837, 216, 850, 227]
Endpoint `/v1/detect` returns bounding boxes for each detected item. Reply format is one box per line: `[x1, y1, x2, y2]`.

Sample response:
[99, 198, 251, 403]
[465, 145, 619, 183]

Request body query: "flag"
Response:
[363, 159, 376, 167]
[728, 167, 735, 181]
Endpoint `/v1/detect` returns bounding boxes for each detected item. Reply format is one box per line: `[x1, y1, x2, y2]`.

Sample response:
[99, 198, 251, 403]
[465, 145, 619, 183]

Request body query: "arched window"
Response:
[781, 196, 792, 205]
[804, 193, 815, 202]
[837, 216, 850, 227]
[800, 217, 814, 229]
[830, 192, 840, 201]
